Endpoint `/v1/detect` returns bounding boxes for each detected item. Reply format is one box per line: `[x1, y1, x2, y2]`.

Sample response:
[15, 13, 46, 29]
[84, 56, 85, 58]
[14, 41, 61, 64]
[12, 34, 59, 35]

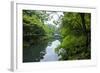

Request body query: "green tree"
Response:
[56, 12, 91, 60]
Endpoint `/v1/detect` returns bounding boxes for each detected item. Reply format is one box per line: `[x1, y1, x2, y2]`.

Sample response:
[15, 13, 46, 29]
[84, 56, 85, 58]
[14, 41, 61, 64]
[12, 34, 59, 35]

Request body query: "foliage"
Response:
[56, 12, 91, 60]
[23, 10, 91, 62]
[23, 10, 55, 49]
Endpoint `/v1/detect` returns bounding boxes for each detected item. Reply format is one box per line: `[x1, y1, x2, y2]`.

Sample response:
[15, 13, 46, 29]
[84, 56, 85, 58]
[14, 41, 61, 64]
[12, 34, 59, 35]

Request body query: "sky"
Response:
[44, 11, 64, 28]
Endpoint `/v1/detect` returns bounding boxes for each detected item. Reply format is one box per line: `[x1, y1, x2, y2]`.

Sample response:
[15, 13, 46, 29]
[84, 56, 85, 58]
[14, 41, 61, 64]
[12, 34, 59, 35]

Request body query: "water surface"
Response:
[41, 40, 61, 61]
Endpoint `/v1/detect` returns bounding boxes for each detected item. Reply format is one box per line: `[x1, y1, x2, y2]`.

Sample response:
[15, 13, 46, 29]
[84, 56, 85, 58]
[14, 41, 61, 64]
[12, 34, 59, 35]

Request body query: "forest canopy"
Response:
[23, 10, 91, 62]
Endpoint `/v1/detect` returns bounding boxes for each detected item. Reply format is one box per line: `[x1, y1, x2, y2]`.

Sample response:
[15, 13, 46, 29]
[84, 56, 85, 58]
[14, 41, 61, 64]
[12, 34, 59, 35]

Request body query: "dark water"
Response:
[23, 40, 48, 62]
[23, 37, 61, 62]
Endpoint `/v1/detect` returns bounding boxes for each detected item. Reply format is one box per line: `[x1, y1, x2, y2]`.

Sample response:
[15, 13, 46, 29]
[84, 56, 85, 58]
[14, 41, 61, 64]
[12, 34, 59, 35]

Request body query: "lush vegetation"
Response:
[23, 10, 55, 48]
[55, 12, 91, 60]
[23, 10, 55, 62]
[23, 10, 91, 62]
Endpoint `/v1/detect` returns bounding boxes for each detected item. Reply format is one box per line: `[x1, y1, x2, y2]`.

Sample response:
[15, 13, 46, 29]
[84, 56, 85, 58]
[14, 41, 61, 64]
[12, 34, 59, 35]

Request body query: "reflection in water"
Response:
[23, 38, 61, 62]
[41, 40, 61, 61]
[23, 40, 48, 62]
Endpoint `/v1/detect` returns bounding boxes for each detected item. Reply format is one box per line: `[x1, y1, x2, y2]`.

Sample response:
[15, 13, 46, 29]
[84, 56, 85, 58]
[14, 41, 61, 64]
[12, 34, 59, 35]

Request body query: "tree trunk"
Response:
[80, 13, 86, 33]
[80, 13, 88, 47]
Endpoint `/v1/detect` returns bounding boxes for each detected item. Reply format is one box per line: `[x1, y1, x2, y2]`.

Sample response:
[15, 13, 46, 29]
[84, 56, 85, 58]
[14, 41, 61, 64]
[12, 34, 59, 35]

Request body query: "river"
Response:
[23, 35, 61, 62]
[40, 40, 61, 62]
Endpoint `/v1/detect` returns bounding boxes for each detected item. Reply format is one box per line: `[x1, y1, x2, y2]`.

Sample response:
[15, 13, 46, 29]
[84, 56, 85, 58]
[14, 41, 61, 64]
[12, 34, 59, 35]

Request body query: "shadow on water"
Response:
[23, 40, 48, 62]
[23, 34, 62, 63]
